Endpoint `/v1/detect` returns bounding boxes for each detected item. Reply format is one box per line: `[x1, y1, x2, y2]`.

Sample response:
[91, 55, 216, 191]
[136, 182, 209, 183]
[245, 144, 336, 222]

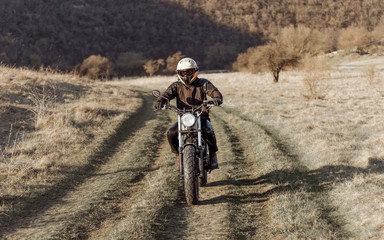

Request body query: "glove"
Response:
[211, 98, 221, 106]
[153, 101, 163, 110]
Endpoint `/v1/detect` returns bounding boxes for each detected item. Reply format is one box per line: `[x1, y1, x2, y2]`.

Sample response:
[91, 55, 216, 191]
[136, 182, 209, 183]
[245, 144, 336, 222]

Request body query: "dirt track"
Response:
[1, 90, 343, 239]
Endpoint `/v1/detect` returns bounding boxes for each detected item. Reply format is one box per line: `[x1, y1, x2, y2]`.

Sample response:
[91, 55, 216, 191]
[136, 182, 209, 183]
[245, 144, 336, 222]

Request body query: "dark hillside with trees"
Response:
[0, 0, 383, 75]
[0, 0, 260, 72]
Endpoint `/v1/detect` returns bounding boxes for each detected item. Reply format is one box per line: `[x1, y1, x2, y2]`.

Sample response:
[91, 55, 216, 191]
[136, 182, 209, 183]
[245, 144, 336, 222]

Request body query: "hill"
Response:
[0, 0, 383, 72]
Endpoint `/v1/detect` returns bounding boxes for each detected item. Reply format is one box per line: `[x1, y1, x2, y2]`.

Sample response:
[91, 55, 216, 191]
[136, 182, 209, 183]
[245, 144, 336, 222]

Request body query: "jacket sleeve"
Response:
[157, 81, 178, 104]
[204, 80, 223, 105]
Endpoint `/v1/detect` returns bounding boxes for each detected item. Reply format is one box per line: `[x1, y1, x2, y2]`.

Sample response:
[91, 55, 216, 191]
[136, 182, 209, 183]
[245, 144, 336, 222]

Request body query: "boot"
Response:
[210, 153, 219, 170]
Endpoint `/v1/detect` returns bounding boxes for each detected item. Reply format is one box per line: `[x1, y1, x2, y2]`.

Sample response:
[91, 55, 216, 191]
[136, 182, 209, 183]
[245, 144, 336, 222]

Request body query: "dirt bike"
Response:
[152, 90, 216, 205]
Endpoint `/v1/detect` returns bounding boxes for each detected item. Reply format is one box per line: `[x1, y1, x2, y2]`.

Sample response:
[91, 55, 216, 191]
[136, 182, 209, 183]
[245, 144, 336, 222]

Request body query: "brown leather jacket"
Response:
[157, 78, 223, 118]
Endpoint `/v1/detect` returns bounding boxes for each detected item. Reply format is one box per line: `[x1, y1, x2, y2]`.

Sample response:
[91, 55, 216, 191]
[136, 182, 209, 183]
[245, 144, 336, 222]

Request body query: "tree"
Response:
[79, 55, 114, 80]
[235, 41, 299, 83]
[261, 42, 300, 82]
[144, 59, 165, 76]
[234, 24, 334, 82]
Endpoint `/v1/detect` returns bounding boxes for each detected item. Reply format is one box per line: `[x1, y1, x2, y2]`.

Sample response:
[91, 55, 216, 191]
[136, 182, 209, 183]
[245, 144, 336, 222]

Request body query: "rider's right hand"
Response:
[153, 101, 163, 110]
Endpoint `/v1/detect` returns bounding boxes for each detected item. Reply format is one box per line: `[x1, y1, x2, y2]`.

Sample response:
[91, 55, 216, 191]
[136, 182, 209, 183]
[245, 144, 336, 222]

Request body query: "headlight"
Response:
[181, 113, 196, 127]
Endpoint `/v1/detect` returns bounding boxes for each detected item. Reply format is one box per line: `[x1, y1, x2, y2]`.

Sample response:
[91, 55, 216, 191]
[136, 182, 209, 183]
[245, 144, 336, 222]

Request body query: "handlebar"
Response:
[152, 90, 217, 113]
[160, 101, 215, 113]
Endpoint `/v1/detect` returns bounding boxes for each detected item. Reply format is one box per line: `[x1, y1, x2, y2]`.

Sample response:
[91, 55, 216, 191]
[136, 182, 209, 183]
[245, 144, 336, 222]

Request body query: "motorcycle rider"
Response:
[153, 57, 223, 170]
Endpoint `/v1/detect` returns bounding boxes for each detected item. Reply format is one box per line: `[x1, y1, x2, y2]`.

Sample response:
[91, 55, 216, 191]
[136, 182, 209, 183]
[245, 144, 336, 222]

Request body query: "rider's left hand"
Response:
[153, 101, 163, 110]
[212, 98, 221, 106]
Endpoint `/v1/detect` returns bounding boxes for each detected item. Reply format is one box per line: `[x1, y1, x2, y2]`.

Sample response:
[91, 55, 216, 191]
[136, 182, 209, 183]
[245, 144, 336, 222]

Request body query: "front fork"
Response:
[178, 115, 204, 178]
[178, 114, 183, 178]
[197, 118, 204, 177]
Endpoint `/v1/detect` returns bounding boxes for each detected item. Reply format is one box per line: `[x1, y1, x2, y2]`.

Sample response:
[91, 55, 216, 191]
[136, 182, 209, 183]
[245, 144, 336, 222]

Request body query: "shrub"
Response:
[232, 49, 252, 72]
[79, 55, 114, 80]
[24, 82, 58, 128]
[363, 64, 380, 85]
[302, 57, 330, 100]
[143, 59, 165, 77]
[372, 18, 384, 41]
[337, 27, 371, 54]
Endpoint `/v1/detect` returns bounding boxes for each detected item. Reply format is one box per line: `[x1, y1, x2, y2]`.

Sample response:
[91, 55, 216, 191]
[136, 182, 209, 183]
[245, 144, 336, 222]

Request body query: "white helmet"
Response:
[176, 58, 199, 85]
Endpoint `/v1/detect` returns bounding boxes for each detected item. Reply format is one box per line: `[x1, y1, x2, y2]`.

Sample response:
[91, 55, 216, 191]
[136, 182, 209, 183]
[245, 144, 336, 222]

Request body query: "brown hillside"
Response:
[0, 0, 383, 72]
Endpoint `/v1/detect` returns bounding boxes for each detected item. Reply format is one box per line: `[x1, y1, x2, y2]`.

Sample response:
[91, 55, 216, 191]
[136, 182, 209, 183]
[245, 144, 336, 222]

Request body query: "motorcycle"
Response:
[152, 90, 216, 205]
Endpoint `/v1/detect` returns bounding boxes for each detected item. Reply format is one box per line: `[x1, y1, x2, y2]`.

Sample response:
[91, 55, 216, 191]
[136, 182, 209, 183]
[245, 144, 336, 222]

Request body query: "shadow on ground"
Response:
[0, 93, 158, 235]
[201, 157, 384, 205]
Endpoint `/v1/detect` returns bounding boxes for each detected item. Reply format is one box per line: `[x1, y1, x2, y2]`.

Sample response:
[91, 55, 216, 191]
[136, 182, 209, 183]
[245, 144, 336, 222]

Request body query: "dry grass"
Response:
[301, 57, 331, 100]
[124, 55, 384, 239]
[210, 61, 384, 239]
[330, 172, 384, 239]
[2, 54, 384, 239]
[270, 189, 339, 239]
[363, 64, 382, 85]
[0, 65, 141, 225]
[105, 152, 180, 240]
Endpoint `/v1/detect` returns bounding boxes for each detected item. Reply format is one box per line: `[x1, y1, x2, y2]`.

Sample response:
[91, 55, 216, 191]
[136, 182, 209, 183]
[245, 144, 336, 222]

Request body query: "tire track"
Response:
[212, 111, 270, 239]
[153, 115, 237, 239]
[154, 108, 266, 239]
[98, 135, 182, 240]
[218, 107, 347, 239]
[155, 154, 231, 239]
[1, 93, 170, 239]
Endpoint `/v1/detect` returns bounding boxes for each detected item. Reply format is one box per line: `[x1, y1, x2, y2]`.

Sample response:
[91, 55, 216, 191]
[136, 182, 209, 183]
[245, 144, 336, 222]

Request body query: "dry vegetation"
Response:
[0, 65, 141, 229]
[1, 0, 384, 76]
[1, 52, 384, 239]
[212, 59, 384, 239]
[122, 54, 384, 239]
[1, 0, 384, 238]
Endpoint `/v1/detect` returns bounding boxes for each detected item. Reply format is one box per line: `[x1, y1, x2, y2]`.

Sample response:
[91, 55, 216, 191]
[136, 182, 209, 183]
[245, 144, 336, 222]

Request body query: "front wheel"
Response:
[183, 145, 199, 205]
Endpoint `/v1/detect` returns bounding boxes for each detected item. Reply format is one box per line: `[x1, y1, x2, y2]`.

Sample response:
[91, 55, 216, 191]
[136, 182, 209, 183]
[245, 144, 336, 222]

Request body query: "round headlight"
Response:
[181, 113, 196, 127]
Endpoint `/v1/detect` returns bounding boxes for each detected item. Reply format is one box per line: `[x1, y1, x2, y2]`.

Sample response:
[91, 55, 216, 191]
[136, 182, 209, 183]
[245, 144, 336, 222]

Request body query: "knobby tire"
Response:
[183, 145, 199, 205]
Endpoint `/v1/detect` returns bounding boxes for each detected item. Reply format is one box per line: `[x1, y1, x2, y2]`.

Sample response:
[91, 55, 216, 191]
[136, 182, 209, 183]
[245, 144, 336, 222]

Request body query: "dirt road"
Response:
[1, 90, 343, 239]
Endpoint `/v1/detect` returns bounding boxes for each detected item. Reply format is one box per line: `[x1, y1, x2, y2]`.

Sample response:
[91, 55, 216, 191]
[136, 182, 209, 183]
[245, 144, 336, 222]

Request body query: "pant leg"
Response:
[202, 119, 219, 154]
[167, 122, 179, 153]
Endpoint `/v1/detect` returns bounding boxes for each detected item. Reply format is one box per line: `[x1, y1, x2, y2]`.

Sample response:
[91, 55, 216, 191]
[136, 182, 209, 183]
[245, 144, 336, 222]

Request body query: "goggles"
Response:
[178, 69, 195, 77]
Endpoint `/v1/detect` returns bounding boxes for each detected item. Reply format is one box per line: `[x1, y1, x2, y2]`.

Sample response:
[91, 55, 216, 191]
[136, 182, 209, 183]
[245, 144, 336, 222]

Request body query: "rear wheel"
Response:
[183, 145, 199, 205]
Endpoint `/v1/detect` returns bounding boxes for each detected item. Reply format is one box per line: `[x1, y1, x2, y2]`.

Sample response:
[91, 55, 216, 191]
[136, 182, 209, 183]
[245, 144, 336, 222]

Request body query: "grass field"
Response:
[1, 55, 384, 239]
[121, 54, 384, 239]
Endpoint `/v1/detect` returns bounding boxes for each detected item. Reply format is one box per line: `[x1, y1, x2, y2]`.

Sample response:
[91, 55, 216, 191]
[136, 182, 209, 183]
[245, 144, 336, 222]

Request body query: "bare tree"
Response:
[241, 42, 299, 82]
[144, 59, 165, 77]
[235, 24, 333, 82]
[263, 42, 300, 82]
